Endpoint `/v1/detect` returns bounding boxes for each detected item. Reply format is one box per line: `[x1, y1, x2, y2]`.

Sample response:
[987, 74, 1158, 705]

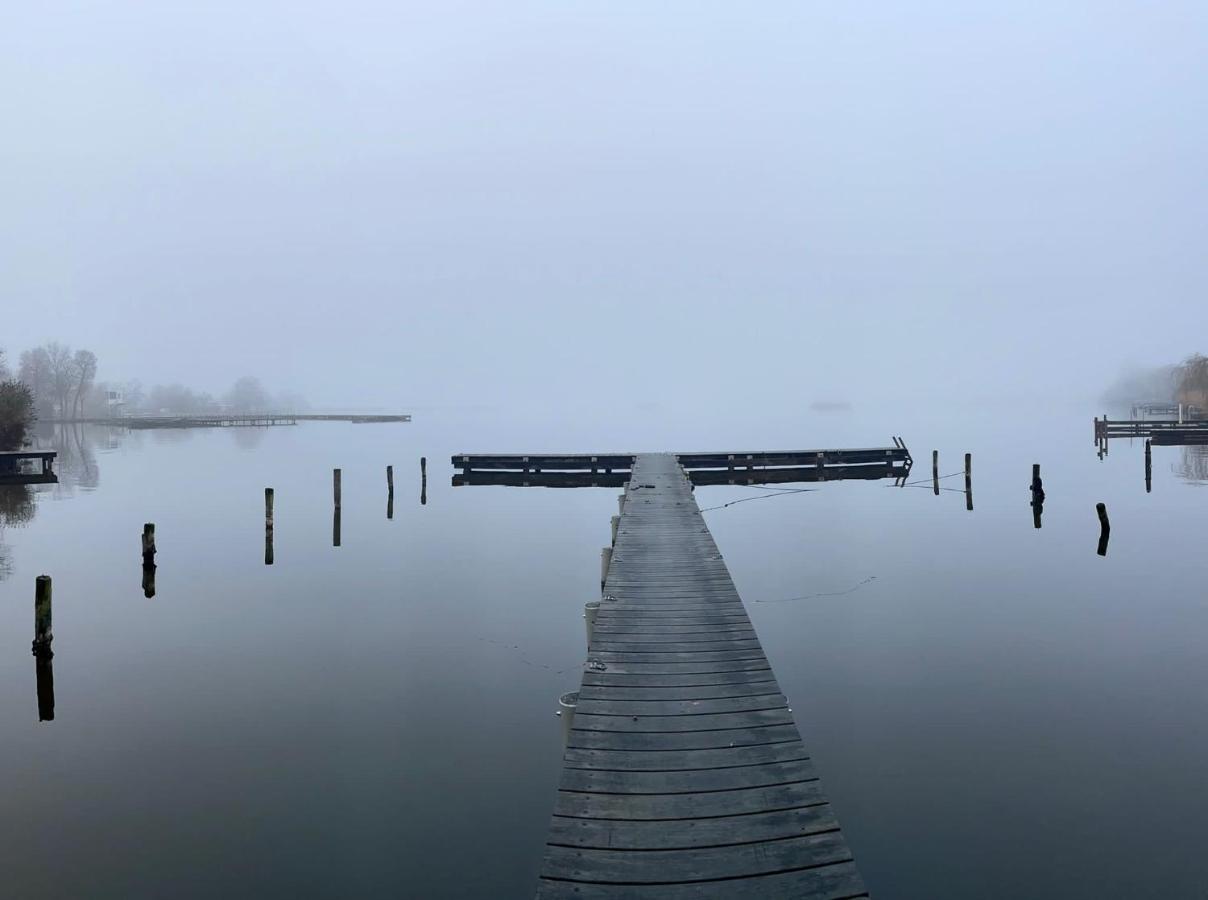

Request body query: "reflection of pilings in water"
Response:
[35, 650, 55, 722]
[1176, 445, 1208, 482]
[964, 453, 973, 511]
[33, 575, 54, 721]
[333, 507, 341, 548]
[265, 488, 275, 565]
[1030, 464, 1044, 529]
[1096, 502, 1110, 557]
[1145, 440, 1152, 493]
[420, 457, 427, 506]
[387, 466, 394, 519]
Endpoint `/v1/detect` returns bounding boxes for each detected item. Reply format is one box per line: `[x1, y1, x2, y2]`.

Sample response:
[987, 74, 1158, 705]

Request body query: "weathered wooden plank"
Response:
[541, 830, 850, 883]
[561, 741, 807, 772]
[581, 668, 776, 687]
[546, 804, 837, 849]
[553, 780, 825, 820]
[572, 708, 794, 734]
[536, 861, 868, 899]
[574, 693, 786, 718]
[577, 680, 780, 701]
[568, 724, 803, 752]
[559, 758, 815, 794]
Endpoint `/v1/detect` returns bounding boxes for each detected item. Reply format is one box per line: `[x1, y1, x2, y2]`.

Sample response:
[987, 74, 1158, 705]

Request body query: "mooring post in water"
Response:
[584, 600, 600, 645]
[964, 453, 973, 511]
[557, 690, 579, 745]
[33, 575, 52, 653]
[265, 488, 275, 566]
[420, 456, 427, 505]
[142, 523, 156, 565]
[1145, 439, 1152, 493]
[142, 564, 156, 598]
[932, 450, 939, 495]
[386, 466, 395, 519]
[600, 546, 612, 589]
[333, 468, 342, 508]
[32, 576, 55, 720]
[610, 515, 620, 546]
[387, 465, 394, 492]
[1030, 464, 1044, 529]
[1096, 502, 1110, 556]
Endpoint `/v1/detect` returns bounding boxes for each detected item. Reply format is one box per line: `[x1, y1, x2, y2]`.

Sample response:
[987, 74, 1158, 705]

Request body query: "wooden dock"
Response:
[453, 442, 911, 488]
[0, 450, 57, 484]
[1096, 417, 1208, 447]
[535, 453, 868, 898]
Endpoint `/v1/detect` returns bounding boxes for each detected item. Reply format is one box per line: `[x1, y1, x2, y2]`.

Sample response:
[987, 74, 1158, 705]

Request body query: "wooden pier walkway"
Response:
[536, 453, 868, 898]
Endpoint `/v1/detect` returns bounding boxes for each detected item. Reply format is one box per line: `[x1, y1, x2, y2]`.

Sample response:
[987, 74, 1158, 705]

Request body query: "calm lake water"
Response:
[1, 404, 1205, 898]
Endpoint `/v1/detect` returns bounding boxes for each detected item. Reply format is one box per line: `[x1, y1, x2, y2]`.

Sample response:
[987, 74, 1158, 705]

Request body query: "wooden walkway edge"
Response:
[535, 453, 869, 899]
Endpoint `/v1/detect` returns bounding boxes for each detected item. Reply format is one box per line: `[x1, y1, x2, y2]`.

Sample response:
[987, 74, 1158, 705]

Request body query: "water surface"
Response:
[0, 406, 1204, 898]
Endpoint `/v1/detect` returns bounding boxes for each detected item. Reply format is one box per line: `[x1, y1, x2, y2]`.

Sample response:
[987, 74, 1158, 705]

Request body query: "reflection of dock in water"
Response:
[454, 445, 902, 897]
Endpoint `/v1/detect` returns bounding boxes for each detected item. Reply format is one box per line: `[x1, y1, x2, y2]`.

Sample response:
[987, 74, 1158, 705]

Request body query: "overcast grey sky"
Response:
[2, 2, 1205, 410]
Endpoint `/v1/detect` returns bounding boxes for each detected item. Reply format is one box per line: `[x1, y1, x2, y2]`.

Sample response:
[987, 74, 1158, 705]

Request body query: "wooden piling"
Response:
[1096, 502, 1110, 556]
[964, 453, 973, 511]
[600, 546, 612, 588]
[932, 450, 939, 495]
[142, 563, 157, 598]
[1030, 464, 1044, 529]
[333, 469, 342, 507]
[142, 523, 156, 564]
[1144, 440, 1152, 494]
[420, 456, 427, 506]
[265, 488, 275, 566]
[333, 507, 341, 548]
[387, 465, 394, 491]
[610, 515, 620, 546]
[33, 575, 52, 651]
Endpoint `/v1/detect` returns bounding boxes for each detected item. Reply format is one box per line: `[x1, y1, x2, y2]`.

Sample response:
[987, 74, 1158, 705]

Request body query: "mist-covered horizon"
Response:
[4, 2, 1205, 411]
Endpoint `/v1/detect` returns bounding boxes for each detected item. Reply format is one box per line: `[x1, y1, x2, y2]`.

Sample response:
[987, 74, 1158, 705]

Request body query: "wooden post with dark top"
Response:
[142, 523, 156, 564]
[33, 576, 52, 652]
[964, 453, 973, 511]
[534, 453, 869, 898]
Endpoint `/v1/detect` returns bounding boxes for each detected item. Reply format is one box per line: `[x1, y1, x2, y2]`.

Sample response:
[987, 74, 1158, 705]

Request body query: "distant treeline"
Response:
[0, 343, 307, 448]
[1102, 354, 1208, 408]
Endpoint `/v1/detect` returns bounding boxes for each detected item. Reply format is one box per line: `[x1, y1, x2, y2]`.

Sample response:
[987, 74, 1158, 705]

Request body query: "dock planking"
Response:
[535, 453, 868, 899]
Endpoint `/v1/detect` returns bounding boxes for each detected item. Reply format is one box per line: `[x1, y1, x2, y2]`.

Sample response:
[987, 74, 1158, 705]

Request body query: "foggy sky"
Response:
[2, 2, 1205, 411]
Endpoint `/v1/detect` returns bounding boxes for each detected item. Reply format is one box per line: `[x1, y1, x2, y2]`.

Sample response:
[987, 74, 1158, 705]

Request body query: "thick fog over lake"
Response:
[3, 5, 1208, 899]
[3, 2, 1206, 411]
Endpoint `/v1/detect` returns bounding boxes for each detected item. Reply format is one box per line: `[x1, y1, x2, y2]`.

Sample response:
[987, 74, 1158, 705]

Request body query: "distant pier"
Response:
[43, 413, 411, 429]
